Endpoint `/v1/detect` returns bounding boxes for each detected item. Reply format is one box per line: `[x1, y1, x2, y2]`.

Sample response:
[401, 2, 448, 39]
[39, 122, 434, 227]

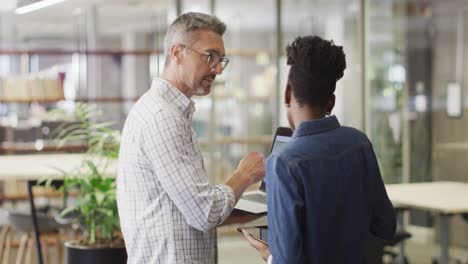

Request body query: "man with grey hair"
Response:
[117, 12, 265, 264]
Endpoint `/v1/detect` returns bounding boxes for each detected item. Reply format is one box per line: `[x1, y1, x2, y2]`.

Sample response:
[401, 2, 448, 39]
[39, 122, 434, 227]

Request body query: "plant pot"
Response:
[65, 240, 127, 264]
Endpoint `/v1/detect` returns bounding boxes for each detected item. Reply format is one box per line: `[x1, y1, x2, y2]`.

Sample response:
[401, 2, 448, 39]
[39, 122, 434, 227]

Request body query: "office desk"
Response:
[0, 153, 116, 181]
[386, 181, 468, 264]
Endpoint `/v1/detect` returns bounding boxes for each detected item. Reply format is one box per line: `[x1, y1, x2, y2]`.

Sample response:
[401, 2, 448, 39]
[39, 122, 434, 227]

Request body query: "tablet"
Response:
[237, 227, 268, 245]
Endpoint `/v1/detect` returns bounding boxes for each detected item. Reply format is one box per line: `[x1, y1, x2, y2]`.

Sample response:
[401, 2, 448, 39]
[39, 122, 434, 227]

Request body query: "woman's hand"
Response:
[241, 230, 271, 262]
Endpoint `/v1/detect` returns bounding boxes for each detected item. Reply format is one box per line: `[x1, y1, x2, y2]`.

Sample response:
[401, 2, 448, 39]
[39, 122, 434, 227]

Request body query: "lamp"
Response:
[15, 0, 68, 15]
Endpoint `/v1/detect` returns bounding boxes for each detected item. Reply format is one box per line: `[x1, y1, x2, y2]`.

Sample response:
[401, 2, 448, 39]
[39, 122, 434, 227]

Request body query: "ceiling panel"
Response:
[2, 0, 363, 41]
[3, 0, 169, 40]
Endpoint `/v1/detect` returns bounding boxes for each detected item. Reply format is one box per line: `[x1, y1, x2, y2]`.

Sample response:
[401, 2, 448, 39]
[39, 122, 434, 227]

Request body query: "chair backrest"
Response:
[26, 179, 65, 264]
[0, 225, 11, 261]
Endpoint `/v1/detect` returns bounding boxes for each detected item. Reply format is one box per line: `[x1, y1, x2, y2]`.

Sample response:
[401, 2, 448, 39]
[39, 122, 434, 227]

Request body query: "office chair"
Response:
[0, 180, 68, 264]
[367, 230, 412, 264]
[383, 230, 412, 263]
[26, 180, 66, 264]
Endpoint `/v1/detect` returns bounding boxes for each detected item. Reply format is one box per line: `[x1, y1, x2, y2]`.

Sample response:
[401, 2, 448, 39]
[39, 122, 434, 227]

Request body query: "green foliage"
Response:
[53, 103, 120, 160]
[368, 50, 404, 184]
[43, 103, 121, 245]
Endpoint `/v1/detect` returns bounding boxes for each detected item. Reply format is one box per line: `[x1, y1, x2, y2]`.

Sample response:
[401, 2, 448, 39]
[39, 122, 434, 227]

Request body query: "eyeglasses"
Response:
[179, 44, 229, 70]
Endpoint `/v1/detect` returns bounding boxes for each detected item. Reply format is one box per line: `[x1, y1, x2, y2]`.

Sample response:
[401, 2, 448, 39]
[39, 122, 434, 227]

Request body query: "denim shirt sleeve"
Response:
[266, 155, 305, 263]
[368, 145, 397, 241]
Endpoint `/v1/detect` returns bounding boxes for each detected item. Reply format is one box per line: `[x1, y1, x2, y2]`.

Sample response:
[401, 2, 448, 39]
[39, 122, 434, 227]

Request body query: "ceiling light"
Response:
[15, 0, 68, 15]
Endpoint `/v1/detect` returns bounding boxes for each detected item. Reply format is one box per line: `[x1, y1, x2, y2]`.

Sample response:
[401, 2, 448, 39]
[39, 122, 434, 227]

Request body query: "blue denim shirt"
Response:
[266, 116, 396, 264]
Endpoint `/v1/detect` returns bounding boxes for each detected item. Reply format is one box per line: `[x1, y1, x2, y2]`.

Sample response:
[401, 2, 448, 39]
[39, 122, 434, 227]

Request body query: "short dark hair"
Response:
[286, 35, 346, 108]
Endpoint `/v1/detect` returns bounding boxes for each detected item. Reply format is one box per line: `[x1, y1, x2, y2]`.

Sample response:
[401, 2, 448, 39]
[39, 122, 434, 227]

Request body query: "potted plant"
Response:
[42, 103, 125, 264]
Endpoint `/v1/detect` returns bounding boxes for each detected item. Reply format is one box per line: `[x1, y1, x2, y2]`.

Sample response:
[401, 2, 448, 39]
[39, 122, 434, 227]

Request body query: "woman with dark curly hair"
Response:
[242, 35, 396, 263]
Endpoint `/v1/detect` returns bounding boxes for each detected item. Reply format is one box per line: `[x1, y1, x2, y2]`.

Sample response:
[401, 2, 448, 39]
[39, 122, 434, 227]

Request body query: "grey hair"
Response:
[164, 12, 226, 62]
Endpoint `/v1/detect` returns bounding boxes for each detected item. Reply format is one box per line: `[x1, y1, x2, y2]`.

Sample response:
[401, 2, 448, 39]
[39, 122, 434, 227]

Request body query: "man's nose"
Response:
[211, 63, 223, 75]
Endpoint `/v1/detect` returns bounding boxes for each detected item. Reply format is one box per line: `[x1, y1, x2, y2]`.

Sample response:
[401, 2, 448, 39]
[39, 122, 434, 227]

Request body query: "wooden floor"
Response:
[1, 228, 466, 263]
[218, 234, 468, 264]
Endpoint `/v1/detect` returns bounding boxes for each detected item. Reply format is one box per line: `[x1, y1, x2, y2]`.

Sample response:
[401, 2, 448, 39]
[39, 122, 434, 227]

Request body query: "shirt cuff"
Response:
[217, 184, 236, 222]
[267, 254, 272, 264]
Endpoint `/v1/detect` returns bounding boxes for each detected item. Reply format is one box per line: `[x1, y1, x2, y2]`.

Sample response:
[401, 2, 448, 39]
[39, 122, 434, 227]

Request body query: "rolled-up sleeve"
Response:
[141, 110, 235, 231]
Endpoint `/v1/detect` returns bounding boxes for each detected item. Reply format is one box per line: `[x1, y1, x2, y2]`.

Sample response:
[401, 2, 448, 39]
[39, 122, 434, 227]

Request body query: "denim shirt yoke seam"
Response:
[283, 140, 372, 165]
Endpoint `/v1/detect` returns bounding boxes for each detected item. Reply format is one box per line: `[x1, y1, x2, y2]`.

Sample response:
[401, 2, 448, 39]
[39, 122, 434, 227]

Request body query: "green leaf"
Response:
[60, 204, 80, 217]
[96, 208, 113, 217]
[95, 192, 105, 206]
[84, 161, 100, 177]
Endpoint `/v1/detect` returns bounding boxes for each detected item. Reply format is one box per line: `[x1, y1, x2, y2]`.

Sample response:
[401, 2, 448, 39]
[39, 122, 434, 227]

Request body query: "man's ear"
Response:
[170, 44, 183, 64]
[326, 94, 336, 114]
[284, 83, 292, 107]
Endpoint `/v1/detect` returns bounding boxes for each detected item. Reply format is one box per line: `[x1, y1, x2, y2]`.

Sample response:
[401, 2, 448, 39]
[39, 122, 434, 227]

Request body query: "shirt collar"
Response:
[151, 77, 195, 118]
[292, 115, 340, 138]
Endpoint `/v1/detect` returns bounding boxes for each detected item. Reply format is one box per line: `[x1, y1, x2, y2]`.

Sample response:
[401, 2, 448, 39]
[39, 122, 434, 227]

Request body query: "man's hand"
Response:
[236, 151, 266, 185]
[226, 151, 265, 201]
[241, 230, 270, 262]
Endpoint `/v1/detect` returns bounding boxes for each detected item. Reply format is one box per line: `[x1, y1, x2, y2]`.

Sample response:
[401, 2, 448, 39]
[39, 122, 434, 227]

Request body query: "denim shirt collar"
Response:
[292, 115, 341, 138]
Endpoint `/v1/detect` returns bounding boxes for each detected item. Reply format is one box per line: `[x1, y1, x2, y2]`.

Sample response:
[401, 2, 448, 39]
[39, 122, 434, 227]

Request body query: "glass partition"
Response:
[366, 0, 468, 233]
[282, 0, 363, 129]
[195, 0, 277, 184]
[366, 0, 406, 184]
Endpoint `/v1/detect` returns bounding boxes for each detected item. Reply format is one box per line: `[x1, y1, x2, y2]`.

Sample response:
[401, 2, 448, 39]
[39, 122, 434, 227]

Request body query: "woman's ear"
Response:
[284, 83, 292, 107]
[325, 94, 336, 115]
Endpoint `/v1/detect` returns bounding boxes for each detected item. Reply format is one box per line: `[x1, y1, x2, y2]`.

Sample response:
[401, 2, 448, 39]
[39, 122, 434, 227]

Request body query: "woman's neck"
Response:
[291, 103, 326, 129]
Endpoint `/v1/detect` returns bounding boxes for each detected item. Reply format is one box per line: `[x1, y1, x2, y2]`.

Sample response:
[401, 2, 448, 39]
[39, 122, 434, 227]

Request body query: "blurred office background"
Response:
[1, 0, 468, 263]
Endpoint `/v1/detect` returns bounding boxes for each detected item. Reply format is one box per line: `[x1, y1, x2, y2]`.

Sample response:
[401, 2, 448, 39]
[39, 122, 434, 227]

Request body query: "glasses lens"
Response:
[206, 52, 229, 70]
[207, 53, 219, 68]
[220, 58, 229, 70]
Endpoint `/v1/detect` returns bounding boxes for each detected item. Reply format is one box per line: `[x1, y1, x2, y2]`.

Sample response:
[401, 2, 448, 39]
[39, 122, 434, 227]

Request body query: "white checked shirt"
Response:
[117, 78, 235, 264]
